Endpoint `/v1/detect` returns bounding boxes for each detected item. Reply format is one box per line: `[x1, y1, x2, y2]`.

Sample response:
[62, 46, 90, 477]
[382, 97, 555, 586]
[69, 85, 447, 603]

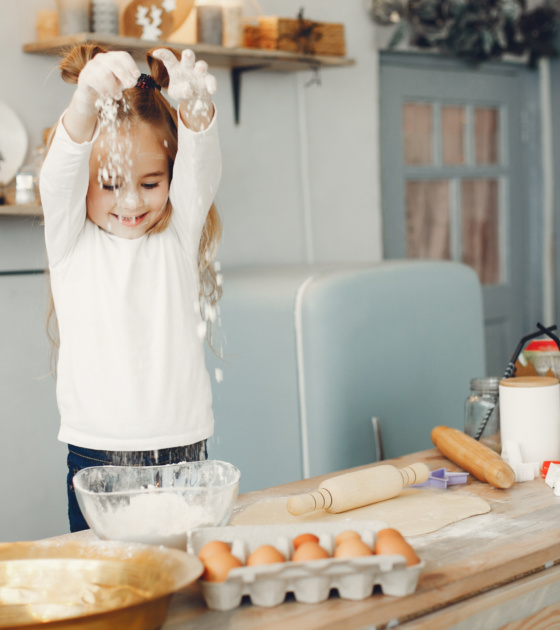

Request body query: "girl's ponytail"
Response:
[146, 46, 179, 89]
[60, 43, 108, 84]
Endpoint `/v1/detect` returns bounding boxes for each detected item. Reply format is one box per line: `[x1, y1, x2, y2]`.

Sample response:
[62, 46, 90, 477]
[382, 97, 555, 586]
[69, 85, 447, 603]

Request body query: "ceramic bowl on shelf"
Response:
[74, 460, 240, 550]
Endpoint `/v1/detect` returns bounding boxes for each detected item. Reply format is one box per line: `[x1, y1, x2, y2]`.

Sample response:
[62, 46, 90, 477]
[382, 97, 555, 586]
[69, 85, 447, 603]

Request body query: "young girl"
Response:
[40, 44, 222, 532]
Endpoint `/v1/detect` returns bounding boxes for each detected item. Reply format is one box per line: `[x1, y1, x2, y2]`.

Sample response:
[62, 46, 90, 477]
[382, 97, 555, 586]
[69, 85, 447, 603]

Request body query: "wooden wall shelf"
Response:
[23, 34, 355, 124]
[23, 34, 354, 72]
[0, 204, 43, 217]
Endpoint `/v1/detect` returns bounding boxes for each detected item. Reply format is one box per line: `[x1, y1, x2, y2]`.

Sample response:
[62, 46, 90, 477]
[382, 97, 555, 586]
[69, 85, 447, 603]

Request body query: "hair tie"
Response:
[136, 74, 161, 91]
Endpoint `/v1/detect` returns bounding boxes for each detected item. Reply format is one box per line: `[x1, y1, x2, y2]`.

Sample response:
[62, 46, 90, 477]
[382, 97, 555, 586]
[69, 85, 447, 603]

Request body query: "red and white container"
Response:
[522, 339, 560, 378]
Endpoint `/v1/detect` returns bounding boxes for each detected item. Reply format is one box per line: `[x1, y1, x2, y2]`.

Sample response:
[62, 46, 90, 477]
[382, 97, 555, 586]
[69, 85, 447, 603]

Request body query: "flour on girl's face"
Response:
[94, 97, 166, 234]
[87, 117, 170, 240]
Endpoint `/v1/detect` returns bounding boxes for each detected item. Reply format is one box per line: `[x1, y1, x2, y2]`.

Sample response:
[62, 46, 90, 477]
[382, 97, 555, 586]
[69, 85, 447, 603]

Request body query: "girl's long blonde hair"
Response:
[47, 44, 222, 365]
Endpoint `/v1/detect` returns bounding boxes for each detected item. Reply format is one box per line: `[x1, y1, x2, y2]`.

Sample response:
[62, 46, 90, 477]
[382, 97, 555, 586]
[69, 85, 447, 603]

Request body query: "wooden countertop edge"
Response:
[317, 537, 560, 630]
[399, 564, 560, 630]
[384, 534, 560, 627]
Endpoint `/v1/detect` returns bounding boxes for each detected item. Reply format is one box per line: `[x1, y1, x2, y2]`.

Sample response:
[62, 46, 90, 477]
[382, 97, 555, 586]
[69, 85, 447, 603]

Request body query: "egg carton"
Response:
[189, 520, 424, 611]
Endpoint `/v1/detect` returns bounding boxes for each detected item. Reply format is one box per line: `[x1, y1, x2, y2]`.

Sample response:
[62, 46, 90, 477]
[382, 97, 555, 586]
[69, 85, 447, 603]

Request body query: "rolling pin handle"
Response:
[287, 490, 328, 516]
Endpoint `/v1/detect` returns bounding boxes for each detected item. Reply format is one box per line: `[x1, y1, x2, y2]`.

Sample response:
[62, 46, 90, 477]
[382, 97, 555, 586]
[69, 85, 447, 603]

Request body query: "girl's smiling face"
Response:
[87, 121, 170, 239]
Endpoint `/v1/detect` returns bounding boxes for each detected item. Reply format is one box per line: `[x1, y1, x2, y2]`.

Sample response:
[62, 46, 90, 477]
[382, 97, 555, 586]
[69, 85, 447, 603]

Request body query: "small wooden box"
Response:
[242, 19, 261, 49]
[256, 16, 346, 56]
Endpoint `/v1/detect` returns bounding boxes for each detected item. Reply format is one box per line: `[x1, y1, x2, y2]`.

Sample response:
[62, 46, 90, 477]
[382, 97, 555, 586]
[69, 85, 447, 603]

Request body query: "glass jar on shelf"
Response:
[91, 0, 119, 35]
[15, 146, 44, 205]
[195, 0, 223, 45]
[222, 0, 242, 47]
[56, 0, 90, 36]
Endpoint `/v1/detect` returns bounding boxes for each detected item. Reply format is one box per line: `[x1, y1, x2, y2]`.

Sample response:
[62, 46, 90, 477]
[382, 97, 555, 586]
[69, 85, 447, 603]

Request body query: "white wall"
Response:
[5, 0, 383, 265]
[218, 0, 382, 265]
[0, 0, 382, 541]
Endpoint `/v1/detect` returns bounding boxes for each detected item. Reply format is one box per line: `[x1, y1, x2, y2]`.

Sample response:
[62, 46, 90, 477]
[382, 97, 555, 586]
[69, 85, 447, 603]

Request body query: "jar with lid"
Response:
[91, 0, 119, 35]
[522, 339, 560, 379]
[56, 0, 90, 35]
[222, 0, 242, 47]
[195, 0, 223, 45]
[15, 146, 44, 205]
[464, 376, 501, 453]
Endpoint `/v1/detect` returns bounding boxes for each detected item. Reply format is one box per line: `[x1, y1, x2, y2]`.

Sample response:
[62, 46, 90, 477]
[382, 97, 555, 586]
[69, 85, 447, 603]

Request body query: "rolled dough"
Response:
[231, 488, 491, 536]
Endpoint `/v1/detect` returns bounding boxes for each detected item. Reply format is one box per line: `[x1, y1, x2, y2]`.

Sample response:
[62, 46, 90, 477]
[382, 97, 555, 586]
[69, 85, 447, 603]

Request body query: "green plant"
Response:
[369, 0, 560, 66]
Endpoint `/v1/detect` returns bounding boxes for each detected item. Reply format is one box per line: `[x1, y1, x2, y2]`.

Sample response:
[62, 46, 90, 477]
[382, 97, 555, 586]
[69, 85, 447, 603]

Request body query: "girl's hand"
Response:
[152, 48, 217, 131]
[73, 51, 141, 118]
[64, 51, 140, 143]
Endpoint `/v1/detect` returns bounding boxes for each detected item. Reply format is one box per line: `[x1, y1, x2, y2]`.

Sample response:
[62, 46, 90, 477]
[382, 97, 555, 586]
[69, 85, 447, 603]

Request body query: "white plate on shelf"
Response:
[0, 99, 28, 185]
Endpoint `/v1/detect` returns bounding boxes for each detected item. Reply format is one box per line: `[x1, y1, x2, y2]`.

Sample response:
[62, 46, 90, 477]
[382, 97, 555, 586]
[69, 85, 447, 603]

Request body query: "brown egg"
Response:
[198, 540, 231, 563]
[293, 533, 320, 549]
[334, 530, 361, 546]
[291, 541, 330, 562]
[246, 545, 286, 566]
[334, 538, 373, 558]
[201, 551, 243, 582]
[374, 528, 420, 566]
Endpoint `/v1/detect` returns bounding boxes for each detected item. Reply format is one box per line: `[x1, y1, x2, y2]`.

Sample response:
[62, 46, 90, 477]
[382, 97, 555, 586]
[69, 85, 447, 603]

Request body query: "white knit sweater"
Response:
[40, 111, 221, 451]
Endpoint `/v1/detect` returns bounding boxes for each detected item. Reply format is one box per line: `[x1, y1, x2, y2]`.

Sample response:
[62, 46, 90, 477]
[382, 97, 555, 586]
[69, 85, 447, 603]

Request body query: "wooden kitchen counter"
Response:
[162, 448, 560, 630]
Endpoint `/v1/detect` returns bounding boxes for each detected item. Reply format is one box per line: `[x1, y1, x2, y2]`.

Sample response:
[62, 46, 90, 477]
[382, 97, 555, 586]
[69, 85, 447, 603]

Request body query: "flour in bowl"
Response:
[94, 491, 221, 549]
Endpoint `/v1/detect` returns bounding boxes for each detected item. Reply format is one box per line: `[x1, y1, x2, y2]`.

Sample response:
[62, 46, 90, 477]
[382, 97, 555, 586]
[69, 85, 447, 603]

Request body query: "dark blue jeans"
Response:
[67, 440, 208, 533]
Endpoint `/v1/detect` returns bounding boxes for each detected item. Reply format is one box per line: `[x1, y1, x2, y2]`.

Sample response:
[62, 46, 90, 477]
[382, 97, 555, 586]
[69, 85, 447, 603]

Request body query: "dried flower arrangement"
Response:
[367, 0, 560, 67]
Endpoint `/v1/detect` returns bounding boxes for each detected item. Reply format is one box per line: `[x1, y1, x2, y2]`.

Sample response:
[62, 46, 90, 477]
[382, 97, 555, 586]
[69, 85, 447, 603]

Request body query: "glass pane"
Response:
[403, 103, 432, 165]
[475, 108, 499, 164]
[442, 106, 465, 165]
[461, 179, 500, 285]
[406, 180, 450, 259]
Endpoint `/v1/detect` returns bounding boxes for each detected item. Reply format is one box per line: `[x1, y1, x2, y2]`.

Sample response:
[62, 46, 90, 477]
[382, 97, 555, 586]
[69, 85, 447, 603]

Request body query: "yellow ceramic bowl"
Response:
[0, 539, 203, 629]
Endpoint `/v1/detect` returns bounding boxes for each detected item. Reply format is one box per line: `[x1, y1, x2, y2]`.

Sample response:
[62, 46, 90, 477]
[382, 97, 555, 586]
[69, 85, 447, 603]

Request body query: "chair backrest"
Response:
[206, 261, 485, 492]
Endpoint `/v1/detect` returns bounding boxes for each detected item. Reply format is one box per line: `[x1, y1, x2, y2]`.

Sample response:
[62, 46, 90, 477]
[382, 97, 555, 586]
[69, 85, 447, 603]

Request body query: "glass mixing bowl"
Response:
[74, 460, 240, 550]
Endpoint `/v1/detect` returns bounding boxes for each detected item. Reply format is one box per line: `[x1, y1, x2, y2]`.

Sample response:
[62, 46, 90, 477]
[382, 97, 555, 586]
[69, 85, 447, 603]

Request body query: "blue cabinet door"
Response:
[0, 272, 67, 541]
[379, 53, 537, 376]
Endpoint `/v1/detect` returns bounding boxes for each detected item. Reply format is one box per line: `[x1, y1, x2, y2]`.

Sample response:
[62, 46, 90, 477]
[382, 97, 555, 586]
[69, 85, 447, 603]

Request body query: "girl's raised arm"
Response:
[151, 48, 216, 132]
[64, 51, 140, 143]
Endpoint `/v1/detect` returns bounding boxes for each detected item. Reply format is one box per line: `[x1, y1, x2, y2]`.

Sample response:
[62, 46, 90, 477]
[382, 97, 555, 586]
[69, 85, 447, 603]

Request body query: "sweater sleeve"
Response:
[40, 116, 99, 268]
[168, 107, 222, 254]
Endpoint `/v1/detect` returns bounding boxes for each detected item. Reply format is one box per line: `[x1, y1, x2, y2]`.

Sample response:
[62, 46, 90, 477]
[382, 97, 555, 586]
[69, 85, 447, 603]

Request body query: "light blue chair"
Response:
[205, 261, 485, 492]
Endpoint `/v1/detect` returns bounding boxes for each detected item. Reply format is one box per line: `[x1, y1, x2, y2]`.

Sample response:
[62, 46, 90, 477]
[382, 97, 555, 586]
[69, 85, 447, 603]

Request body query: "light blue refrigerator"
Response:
[205, 261, 485, 493]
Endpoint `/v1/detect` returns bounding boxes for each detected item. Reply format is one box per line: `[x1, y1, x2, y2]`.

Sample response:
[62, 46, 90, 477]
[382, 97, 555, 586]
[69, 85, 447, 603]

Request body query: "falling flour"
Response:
[94, 95, 226, 379]
[95, 96, 132, 201]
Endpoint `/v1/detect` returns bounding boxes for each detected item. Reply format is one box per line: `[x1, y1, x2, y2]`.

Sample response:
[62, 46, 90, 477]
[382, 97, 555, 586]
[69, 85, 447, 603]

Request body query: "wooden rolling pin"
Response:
[287, 462, 430, 516]
[431, 425, 515, 489]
